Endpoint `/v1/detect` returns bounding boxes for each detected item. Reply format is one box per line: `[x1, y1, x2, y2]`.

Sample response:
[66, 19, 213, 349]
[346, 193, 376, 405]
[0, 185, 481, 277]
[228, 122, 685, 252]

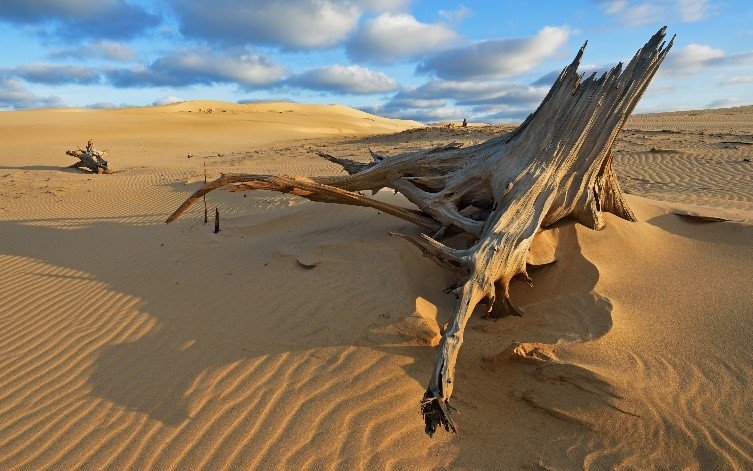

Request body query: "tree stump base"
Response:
[167, 28, 674, 435]
[66, 139, 110, 174]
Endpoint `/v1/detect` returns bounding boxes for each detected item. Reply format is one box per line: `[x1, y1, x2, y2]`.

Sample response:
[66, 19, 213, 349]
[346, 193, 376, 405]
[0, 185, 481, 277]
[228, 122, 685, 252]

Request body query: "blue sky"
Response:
[0, 0, 752, 122]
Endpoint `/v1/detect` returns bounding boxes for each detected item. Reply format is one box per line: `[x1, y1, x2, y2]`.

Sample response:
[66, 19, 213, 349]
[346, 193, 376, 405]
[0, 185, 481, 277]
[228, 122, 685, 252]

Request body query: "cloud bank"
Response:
[107, 48, 287, 88]
[0, 78, 65, 109]
[346, 12, 460, 64]
[169, 0, 407, 49]
[416, 26, 570, 80]
[286, 65, 398, 95]
[0, 0, 160, 40]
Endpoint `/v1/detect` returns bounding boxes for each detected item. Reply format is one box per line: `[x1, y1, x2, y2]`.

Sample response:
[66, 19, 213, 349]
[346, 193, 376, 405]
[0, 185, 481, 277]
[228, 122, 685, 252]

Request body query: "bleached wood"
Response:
[65, 139, 110, 174]
[167, 28, 673, 435]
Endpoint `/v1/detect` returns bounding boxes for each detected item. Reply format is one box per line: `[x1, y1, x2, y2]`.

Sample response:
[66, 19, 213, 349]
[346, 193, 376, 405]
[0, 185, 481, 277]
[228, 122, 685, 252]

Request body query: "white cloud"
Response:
[662, 43, 724, 75]
[395, 79, 547, 106]
[170, 0, 408, 49]
[416, 26, 571, 80]
[13, 63, 101, 85]
[364, 103, 466, 123]
[368, 78, 548, 124]
[0, 78, 65, 110]
[50, 41, 137, 62]
[107, 48, 287, 88]
[346, 12, 461, 64]
[153, 96, 185, 106]
[286, 65, 398, 95]
[0, 0, 160, 40]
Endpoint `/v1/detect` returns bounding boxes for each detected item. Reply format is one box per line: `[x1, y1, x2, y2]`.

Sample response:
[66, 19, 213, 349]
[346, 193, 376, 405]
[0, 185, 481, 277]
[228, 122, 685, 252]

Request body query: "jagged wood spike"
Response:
[167, 28, 673, 436]
[368, 149, 385, 162]
[316, 151, 369, 175]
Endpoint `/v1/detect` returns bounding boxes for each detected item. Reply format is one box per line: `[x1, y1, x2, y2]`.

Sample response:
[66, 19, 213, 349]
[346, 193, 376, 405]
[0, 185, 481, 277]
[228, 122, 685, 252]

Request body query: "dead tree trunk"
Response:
[66, 139, 110, 173]
[167, 28, 673, 436]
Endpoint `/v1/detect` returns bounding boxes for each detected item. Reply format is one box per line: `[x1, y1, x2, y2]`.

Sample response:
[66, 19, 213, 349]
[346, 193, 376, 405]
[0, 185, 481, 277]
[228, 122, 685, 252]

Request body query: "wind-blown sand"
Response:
[0, 101, 751, 469]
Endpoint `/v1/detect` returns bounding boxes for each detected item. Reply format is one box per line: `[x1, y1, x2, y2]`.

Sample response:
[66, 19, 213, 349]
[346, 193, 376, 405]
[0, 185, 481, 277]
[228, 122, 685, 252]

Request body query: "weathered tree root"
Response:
[66, 139, 110, 174]
[422, 391, 457, 436]
[167, 28, 673, 435]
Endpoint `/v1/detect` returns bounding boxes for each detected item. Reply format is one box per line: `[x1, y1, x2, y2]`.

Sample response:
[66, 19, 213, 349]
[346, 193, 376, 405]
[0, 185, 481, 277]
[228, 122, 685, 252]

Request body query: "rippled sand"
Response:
[0, 102, 751, 469]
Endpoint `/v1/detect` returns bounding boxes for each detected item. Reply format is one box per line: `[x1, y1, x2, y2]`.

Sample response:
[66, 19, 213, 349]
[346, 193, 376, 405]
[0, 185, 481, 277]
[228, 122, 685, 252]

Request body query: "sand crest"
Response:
[0, 102, 751, 469]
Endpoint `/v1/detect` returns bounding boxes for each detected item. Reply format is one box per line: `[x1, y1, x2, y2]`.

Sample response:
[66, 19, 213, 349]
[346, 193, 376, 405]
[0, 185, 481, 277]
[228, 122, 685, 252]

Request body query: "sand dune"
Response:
[1, 102, 752, 469]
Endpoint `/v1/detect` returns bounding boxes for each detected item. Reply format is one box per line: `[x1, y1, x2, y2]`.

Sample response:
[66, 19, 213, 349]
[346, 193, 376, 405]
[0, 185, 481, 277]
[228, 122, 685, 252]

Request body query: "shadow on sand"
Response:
[0, 199, 622, 468]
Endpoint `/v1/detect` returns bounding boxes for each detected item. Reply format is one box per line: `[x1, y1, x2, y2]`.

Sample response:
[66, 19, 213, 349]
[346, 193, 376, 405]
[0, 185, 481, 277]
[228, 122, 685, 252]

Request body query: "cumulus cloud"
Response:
[663, 43, 723, 75]
[13, 63, 101, 85]
[394, 79, 547, 106]
[659, 43, 753, 75]
[0, 0, 160, 40]
[153, 96, 185, 106]
[0, 78, 65, 109]
[347, 12, 461, 63]
[416, 26, 570, 81]
[363, 103, 466, 123]
[368, 79, 548, 123]
[49, 41, 137, 62]
[169, 0, 407, 49]
[107, 48, 287, 88]
[286, 65, 398, 95]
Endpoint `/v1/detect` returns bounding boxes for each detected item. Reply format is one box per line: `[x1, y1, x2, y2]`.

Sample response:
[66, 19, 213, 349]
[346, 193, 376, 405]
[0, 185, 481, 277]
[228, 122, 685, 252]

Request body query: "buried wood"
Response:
[167, 28, 673, 436]
[65, 139, 110, 174]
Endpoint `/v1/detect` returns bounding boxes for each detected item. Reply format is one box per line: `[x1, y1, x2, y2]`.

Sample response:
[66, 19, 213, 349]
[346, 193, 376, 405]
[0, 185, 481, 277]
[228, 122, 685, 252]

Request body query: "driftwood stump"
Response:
[167, 28, 674, 435]
[66, 139, 110, 174]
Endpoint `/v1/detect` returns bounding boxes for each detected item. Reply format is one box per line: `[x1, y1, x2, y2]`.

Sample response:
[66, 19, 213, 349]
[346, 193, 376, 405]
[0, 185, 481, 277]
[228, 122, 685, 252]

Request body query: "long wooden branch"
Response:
[166, 174, 442, 232]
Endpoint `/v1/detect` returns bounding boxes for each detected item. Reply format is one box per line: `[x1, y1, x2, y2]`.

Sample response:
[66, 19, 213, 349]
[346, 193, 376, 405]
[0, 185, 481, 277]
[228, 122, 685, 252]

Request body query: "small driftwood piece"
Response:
[66, 139, 110, 174]
[167, 28, 674, 436]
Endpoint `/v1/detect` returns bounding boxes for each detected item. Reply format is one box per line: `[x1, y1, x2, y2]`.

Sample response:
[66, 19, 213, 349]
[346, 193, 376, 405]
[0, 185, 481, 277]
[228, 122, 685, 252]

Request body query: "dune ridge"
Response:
[0, 103, 752, 469]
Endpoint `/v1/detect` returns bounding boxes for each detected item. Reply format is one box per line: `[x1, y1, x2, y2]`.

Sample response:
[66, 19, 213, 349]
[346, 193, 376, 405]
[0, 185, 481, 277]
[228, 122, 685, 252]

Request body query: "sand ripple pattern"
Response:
[578, 350, 753, 470]
[617, 110, 753, 215]
[1, 107, 753, 469]
[0, 168, 453, 470]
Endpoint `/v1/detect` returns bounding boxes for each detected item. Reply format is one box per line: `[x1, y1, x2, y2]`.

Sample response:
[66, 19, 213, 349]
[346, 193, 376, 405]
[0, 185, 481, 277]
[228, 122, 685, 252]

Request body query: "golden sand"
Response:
[0, 102, 751, 469]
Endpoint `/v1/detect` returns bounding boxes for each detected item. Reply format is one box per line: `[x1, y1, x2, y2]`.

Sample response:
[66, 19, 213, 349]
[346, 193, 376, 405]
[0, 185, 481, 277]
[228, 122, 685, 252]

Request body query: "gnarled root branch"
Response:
[422, 391, 457, 436]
